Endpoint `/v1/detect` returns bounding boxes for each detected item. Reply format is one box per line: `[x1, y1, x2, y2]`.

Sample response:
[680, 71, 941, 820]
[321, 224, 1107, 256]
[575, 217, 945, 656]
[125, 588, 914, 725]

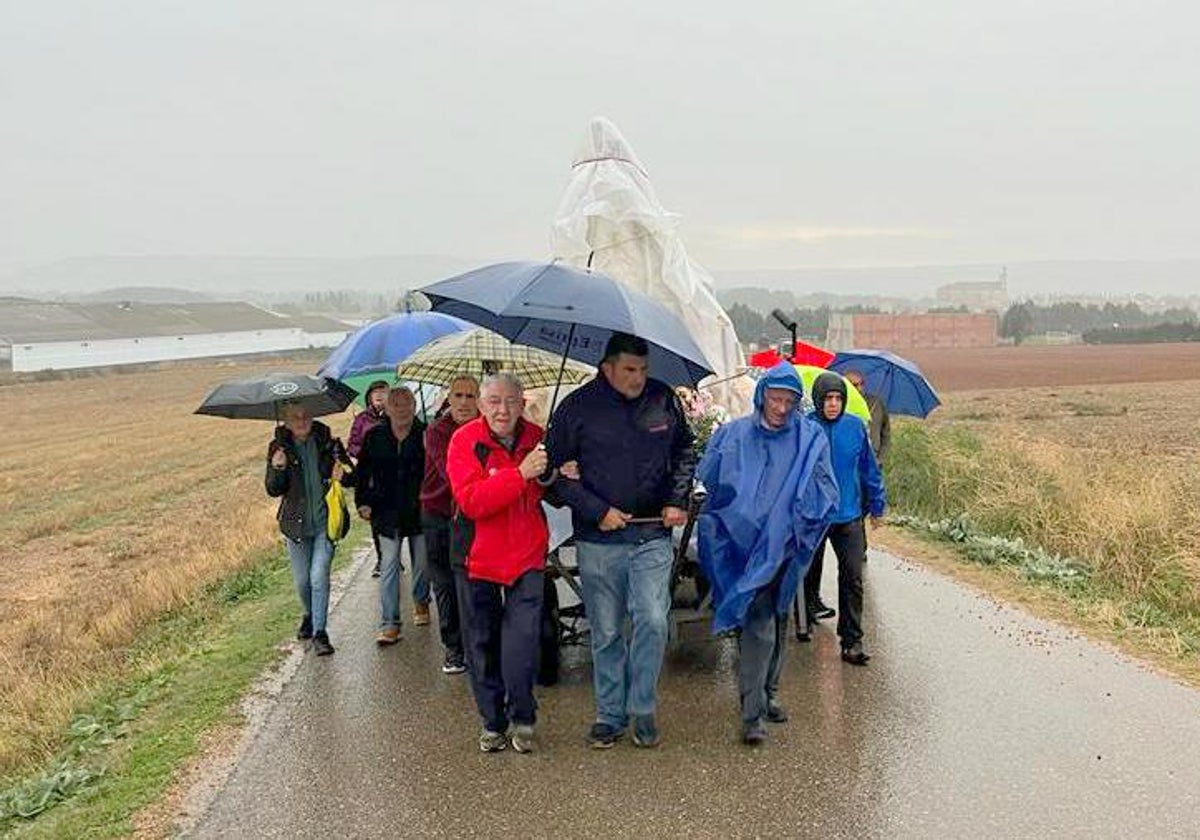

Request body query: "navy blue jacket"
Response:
[546, 375, 696, 544]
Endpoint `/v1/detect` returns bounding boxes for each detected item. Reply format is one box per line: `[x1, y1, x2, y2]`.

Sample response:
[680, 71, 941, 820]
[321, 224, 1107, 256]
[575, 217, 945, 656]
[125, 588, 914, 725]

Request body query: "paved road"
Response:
[188, 546, 1200, 839]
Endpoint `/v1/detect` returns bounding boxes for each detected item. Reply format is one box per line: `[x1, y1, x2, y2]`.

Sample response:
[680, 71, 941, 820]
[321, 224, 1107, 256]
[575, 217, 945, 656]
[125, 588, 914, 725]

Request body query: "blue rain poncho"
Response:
[697, 363, 839, 634]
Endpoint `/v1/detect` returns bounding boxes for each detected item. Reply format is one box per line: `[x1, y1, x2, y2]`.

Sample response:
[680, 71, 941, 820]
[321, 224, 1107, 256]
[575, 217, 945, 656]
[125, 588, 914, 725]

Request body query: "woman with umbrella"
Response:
[266, 400, 355, 656]
[198, 373, 358, 656]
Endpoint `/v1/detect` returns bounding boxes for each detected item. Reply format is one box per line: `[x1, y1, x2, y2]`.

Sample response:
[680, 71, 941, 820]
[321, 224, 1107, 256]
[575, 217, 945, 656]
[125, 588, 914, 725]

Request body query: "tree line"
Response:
[1000, 300, 1198, 345]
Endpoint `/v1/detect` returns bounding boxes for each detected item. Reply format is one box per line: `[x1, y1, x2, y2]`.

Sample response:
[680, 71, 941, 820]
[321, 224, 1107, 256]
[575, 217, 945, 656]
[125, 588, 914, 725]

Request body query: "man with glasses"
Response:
[447, 373, 549, 753]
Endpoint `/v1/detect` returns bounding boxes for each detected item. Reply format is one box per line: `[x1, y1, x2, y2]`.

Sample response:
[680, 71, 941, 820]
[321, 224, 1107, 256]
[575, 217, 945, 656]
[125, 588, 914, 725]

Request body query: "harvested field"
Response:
[905, 342, 1200, 393]
[0, 356, 354, 775]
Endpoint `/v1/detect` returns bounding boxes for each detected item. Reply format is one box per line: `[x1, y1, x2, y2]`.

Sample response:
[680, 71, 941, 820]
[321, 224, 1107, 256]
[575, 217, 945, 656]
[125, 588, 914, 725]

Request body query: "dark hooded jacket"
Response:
[810, 372, 886, 525]
[265, 421, 353, 541]
[545, 374, 696, 544]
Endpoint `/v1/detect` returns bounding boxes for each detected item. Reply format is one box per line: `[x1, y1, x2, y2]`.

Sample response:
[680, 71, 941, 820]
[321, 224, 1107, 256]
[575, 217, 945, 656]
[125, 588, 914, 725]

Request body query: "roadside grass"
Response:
[0, 360, 354, 776]
[0, 529, 363, 839]
[883, 395, 1200, 669]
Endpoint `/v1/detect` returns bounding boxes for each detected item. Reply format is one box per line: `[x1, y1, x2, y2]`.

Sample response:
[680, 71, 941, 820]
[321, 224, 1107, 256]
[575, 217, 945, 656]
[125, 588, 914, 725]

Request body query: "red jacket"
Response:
[447, 417, 548, 586]
[420, 413, 460, 519]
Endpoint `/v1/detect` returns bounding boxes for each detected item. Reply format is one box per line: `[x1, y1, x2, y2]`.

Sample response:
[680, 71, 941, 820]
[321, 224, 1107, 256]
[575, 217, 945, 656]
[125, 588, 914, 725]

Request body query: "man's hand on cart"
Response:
[661, 506, 688, 528]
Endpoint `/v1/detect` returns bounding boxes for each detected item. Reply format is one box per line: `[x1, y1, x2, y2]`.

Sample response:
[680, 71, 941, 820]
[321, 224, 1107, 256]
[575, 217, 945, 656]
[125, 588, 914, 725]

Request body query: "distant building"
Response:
[826, 312, 998, 350]
[0, 298, 354, 372]
[935, 270, 1009, 312]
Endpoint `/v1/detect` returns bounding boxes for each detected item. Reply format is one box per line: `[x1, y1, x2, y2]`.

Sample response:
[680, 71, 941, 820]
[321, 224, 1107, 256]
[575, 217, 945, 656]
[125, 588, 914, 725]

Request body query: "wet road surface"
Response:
[188, 547, 1200, 839]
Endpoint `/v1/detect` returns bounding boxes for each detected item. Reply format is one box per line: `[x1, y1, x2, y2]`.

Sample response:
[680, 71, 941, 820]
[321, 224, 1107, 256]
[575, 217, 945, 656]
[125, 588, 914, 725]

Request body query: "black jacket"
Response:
[545, 374, 696, 544]
[354, 419, 426, 538]
[264, 422, 352, 541]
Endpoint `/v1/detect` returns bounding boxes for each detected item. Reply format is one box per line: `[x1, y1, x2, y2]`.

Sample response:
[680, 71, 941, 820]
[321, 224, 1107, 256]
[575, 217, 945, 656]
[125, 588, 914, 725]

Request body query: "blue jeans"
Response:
[285, 534, 334, 633]
[378, 533, 427, 629]
[576, 537, 673, 728]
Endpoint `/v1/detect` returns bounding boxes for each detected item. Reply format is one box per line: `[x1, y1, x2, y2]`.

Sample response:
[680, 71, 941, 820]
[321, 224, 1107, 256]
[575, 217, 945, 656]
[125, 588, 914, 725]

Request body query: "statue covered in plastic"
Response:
[551, 117, 754, 416]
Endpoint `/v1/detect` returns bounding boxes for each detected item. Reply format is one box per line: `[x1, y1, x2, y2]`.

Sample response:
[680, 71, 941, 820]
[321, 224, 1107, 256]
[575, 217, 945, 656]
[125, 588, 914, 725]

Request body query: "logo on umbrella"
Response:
[270, 382, 301, 397]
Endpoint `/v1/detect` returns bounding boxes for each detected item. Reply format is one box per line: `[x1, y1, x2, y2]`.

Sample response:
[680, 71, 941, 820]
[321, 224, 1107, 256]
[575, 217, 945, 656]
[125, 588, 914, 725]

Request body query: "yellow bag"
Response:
[325, 480, 350, 543]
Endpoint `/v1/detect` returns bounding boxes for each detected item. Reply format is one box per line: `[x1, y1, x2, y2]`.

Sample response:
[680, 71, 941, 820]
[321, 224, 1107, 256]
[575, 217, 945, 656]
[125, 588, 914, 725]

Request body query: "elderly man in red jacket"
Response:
[447, 371, 549, 754]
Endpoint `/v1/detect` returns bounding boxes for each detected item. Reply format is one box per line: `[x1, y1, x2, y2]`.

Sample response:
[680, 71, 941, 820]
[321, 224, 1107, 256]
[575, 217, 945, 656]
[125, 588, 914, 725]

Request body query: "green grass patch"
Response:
[1, 524, 365, 839]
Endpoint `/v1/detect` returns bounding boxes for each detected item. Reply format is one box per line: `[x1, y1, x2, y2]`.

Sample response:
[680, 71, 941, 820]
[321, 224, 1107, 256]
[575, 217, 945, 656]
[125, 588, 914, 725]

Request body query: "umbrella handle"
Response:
[547, 322, 577, 421]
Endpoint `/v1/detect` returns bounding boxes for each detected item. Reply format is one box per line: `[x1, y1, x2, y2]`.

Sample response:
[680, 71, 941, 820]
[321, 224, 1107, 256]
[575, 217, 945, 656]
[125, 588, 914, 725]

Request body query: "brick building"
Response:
[826, 312, 997, 350]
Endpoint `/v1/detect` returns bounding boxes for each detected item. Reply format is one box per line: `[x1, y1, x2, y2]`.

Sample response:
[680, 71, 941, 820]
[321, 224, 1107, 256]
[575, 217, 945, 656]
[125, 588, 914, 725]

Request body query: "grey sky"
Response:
[3, 1, 1198, 284]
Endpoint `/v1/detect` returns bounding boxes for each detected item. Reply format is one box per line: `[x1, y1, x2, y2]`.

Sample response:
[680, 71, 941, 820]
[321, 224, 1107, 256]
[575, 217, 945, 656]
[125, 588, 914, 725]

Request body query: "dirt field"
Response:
[905, 342, 1200, 393]
[0, 356, 354, 773]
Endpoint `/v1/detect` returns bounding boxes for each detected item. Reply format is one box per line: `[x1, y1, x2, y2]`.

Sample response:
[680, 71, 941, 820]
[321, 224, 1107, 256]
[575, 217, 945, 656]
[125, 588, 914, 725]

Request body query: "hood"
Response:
[811, 372, 847, 423]
[753, 362, 805, 413]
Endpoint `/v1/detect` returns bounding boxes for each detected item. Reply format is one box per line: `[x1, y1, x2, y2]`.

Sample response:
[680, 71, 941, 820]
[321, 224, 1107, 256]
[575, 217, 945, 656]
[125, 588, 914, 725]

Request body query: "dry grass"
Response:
[935, 381, 1200, 589]
[889, 379, 1200, 654]
[0, 357, 352, 776]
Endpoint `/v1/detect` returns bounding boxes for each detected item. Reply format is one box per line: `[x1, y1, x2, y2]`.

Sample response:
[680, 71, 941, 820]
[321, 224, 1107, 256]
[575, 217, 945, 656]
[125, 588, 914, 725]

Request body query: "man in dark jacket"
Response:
[265, 403, 352, 656]
[355, 387, 427, 645]
[419, 374, 480, 675]
[801, 372, 886, 665]
[546, 333, 696, 749]
[844, 370, 890, 462]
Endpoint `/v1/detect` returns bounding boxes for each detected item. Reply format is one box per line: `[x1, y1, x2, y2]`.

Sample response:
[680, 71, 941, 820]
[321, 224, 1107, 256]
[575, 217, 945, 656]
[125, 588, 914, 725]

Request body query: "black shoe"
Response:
[441, 654, 467, 675]
[632, 715, 660, 748]
[840, 642, 870, 666]
[742, 720, 768, 746]
[795, 621, 814, 642]
[811, 601, 836, 621]
[297, 614, 313, 640]
[585, 722, 626, 749]
[371, 561, 381, 578]
[765, 701, 788, 724]
[313, 631, 335, 656]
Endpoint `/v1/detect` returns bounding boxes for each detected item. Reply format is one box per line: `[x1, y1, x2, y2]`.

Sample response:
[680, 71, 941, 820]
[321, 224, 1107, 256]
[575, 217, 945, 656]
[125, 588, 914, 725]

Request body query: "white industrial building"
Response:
[0, 298, 354, 372]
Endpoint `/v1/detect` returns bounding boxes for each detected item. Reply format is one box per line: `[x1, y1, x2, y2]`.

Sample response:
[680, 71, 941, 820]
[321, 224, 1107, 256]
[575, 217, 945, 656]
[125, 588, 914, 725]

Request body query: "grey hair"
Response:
[480, 371, 525, 396]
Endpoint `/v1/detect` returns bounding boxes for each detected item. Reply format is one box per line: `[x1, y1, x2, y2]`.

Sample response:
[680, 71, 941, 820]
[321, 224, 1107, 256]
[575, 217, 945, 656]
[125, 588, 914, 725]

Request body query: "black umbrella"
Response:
[194, 372, 358, 420]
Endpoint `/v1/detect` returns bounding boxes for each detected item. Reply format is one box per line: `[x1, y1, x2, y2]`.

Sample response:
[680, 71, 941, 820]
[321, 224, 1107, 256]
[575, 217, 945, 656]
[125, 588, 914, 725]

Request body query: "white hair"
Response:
[480, 371, 524, 396]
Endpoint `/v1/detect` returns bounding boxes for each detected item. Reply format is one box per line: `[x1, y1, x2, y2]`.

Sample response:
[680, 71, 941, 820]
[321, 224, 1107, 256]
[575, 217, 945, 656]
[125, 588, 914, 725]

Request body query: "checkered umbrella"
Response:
[396, 327, 594, 389]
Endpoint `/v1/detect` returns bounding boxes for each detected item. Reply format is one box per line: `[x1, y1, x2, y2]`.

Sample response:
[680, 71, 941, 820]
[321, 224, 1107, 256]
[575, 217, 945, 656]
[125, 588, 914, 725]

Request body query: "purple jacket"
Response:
[347, 407, 385, 459]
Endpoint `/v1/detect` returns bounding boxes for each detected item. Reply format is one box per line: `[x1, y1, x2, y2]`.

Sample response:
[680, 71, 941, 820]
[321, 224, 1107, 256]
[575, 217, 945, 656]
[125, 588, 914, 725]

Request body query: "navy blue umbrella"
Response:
[828, 349, 941, 418]
[418, 261, 715, 388]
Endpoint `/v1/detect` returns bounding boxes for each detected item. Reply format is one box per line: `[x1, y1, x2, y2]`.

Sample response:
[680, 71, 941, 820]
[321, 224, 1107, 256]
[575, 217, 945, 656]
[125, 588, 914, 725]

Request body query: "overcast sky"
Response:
[3, 1, 1197, 283]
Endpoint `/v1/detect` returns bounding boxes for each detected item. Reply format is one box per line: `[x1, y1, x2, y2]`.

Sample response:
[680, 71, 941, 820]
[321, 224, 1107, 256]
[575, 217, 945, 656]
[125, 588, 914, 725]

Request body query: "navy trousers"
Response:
[466, 569, 544, 732]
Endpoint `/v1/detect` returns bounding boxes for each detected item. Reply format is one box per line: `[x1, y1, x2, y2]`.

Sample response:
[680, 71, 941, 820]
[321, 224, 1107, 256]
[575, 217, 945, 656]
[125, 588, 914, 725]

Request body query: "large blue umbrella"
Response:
[316, 311, 470, 411]
[829, 349, 941, 418]
[318, 311, 470, 382]
[418, 261, 715, 388]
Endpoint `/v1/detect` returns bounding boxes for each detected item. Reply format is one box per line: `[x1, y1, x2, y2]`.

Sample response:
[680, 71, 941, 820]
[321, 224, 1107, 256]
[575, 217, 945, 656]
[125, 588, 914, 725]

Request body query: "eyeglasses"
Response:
[483, 396, 523, 409]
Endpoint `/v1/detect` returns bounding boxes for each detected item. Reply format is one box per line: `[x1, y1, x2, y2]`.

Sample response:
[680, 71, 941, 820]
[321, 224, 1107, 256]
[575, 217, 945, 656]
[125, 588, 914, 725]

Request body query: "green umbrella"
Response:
[396, 328, 594, 389]
[794, 364, 872, 422]
[340, 371, 443, 420]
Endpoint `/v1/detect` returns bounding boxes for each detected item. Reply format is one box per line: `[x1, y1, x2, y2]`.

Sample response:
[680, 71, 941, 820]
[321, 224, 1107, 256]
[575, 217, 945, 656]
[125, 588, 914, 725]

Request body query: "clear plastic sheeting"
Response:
[550, 117, 754, 415]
